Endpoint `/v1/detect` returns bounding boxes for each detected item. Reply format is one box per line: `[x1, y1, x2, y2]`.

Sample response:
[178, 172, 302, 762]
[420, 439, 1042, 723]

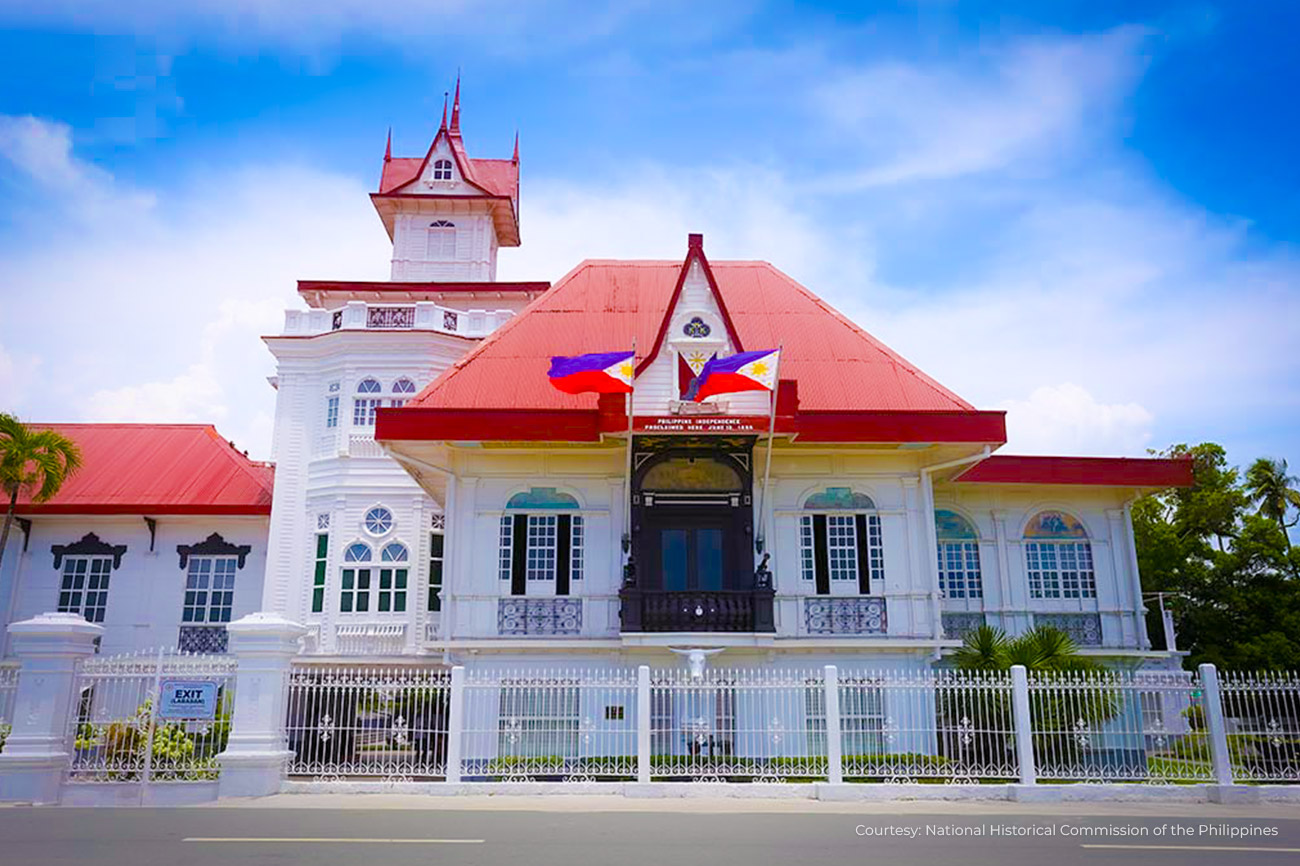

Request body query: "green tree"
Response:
[1132, 442, 1300, 670]
[0, 414, 82, 575]
[1245, 457, 1300, 534]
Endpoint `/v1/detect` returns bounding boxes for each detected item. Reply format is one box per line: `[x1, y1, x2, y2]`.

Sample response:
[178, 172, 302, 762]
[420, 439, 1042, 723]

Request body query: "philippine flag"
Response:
[547, 350, 635, 394]
[690, 349, 780, 402]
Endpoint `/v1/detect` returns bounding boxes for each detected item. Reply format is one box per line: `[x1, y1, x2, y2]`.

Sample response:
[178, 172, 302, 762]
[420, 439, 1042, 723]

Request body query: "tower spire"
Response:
[384, 127, 391, 162]
[439, 91, 449, 132]
[512, 130, 519, 163]
[450, 73, 462, 132]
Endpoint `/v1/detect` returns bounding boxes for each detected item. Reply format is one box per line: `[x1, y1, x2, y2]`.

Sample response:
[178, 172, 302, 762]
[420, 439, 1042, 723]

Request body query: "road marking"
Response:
[183, 832, 483, 837]
[1082, 844, 1300, 854]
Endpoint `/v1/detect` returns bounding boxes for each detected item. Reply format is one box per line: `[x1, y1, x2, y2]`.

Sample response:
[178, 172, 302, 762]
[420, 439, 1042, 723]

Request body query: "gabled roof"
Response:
[378, 156, 518, 200]
[378, 238, 1007, 444]
[12, 424, 274, 515]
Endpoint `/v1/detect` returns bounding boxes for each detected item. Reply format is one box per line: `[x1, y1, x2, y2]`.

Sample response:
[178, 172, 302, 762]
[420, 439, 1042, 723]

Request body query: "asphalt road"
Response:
[2, 802, 1298, 866]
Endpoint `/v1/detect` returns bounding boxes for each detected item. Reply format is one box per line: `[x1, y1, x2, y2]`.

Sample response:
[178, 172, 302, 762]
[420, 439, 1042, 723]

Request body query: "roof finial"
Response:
[439, 91, 449, 132]
[451, 71, 461, 132]
[384, 127, 392, 162]
[512, 129, 519, 163]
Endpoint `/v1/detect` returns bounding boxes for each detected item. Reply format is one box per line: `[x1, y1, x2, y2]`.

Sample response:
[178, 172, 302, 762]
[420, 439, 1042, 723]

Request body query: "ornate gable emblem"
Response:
[682, 316, 711, 338]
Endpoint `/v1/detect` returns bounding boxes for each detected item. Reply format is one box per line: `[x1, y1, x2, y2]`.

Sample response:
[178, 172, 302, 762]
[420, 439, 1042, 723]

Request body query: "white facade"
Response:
[0, 516, 267, 657]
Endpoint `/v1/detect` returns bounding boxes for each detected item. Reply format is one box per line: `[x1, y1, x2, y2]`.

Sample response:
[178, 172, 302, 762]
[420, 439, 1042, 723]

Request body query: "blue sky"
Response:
[0, 1, 1296, 474]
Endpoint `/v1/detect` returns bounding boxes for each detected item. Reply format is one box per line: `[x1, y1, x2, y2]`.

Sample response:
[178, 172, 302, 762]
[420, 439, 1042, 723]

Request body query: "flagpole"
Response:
[623, 338, 636, 566]
[757, 345, 782, 554]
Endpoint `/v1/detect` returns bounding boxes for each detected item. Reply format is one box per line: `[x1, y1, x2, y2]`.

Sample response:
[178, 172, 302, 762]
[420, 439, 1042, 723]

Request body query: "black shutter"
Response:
[854, 514, 872, 595]
[511, 515, 528, 596]
[556, 515, 572, 596]
[812, 514, 830, 596]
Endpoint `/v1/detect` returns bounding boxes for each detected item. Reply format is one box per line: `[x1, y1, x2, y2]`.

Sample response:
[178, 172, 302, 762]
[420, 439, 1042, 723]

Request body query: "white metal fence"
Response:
[840, 670, 1019, 782]
[462, 668, 639, 780]
[0, 661, 18, 754]
[275, 663, 1300, 785]
[1027, 670, 1213, 783]
[66, 649, 236, 783]
[1221, 671, 1300, 783]
[286, 663, 451, 780]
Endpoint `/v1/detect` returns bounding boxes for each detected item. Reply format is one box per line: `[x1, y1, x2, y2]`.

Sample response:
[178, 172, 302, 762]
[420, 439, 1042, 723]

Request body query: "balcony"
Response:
[620, 589, 776, 633]
[497, 598, 582, 636]
[281, 301, 513, 339]
[802, 597, 887, 635]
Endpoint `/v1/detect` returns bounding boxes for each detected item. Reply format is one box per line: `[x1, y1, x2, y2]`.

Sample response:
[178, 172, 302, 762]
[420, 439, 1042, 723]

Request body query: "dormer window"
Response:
[427, 220, 456, 259]
[432, 159, 453, 181]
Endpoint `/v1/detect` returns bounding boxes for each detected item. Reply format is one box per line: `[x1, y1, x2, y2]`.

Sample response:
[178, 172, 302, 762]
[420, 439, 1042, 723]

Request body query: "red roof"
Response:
[379, 242, 1007, 443]
[955, 455, 1194, 488]
[13, 424, 275, 515]
[378, 156, 519, 199]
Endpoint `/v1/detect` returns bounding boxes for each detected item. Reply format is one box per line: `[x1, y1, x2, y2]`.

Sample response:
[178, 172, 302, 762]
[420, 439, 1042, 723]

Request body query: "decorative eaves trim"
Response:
[176, 533, 253, 569]
[51, 533, 127, 570]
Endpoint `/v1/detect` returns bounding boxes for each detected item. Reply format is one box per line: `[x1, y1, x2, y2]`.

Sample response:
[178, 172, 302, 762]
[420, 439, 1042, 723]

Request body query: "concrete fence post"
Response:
[1199, 663, 1234, 786]
[216, 612, 306, 799]
[823, 665, 843, 785]
[637, 665, 651, 783]
[1010, 664, 1036, 786]
[0, 613, 102, 804]
[445, 665, 465, 783]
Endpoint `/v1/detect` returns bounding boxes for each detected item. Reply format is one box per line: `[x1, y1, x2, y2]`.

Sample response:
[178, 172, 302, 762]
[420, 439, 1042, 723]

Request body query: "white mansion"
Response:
[0, 91, 1192, 678]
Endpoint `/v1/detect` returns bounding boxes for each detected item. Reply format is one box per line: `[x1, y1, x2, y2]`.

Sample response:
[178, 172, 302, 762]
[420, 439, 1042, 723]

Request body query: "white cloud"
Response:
[998, 383, 1155, 457]
[812, 28, 1146, 187]
[0, 114, 389, 457]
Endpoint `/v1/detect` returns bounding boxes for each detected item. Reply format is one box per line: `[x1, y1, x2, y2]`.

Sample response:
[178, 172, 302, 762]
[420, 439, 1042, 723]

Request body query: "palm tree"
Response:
[0, 413, 83, 583]
[953, 624, 1106, 674]
[1244, 457, 1300, 534]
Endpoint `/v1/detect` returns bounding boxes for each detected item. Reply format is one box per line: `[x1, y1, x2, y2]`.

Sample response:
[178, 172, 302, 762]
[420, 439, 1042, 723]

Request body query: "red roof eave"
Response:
[16, 503, 272, 516]
[376, 407, 603, 443]
[955, 455, 1194, 487]
[794, 410, 1007, 444]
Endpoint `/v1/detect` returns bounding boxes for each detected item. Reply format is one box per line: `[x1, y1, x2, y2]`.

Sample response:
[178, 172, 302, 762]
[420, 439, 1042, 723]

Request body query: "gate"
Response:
[66, 649, 237, 787]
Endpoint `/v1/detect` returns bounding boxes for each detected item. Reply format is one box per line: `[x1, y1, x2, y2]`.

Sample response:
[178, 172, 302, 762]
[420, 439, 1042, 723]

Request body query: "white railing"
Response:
[1027, 669, 1212, 783]
[0, 662, 18, 754]
[281, 302, 513, 339]
[1221, 671, 1300, 782]
[277, 662, 1300, 786]
[285, 663, 451, 780]
[462, 668, 638, 780]
[66, 649, 237, 783]
[334, 623, 407, 656]
[840, 669, 1018, 782]
[347, 434, 387, 459]
[650, 667, 825, 780]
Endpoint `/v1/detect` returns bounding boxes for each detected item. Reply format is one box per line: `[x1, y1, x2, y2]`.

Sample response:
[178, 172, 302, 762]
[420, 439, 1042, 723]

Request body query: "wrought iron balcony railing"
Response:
[620, 588, 776, 633]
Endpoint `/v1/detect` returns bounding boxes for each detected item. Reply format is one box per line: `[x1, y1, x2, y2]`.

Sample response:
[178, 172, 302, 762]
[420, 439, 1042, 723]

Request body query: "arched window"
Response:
[499, 488, 583, 598]
[1023, 511, 1095, 599]
[432, 159, 453, 181]
[354, 378, 383, 427]
[935, 510, 982, 599]
[390, 377, 416, 409]
[799, 488, 883, 595]
[427, 219, 456, 259]
[343, 543, 371, 563]
[380, 542, 408, 562]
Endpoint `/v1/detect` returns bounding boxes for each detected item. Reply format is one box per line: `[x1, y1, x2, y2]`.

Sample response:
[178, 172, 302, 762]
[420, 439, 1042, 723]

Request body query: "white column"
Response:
[1010, 664, 1036, 786]
[445, 665, 465, 783]
[0, 612, 102, 804]
[636, 665, 651, 783]
[217, 613, 306, 798]
[1199, 663, 1233, 786]
[1123, 503, 1152, 650]
[823, 665, 843, 785]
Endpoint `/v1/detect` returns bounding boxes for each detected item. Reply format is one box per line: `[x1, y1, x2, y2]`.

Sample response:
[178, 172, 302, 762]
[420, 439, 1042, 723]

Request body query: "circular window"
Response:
[364, 506, 394, 536]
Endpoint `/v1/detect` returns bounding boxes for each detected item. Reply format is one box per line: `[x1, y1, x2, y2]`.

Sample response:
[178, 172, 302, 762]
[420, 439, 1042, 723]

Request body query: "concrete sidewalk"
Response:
[211, 792, 1300, 820]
